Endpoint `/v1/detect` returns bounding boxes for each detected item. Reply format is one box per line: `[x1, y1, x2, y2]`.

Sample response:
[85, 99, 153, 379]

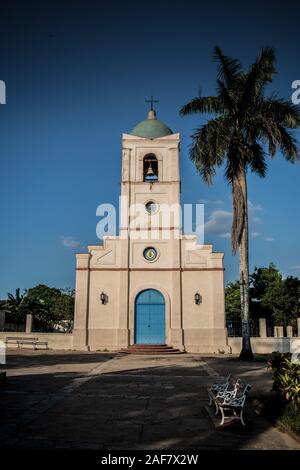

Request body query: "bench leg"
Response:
[240, 408, 246, 426]
[220, 407, 225, 426]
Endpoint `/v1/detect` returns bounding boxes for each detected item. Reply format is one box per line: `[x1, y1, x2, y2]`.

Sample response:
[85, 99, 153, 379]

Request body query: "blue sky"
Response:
[0, 0, 299, 297]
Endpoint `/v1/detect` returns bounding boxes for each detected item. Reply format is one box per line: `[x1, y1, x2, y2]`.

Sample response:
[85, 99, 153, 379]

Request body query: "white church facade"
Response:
[73, 108, 230, 353]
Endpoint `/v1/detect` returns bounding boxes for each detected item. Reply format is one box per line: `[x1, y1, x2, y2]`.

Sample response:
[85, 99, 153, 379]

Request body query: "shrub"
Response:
[268, 352, 300, 406]
[266, 352, 300, 435]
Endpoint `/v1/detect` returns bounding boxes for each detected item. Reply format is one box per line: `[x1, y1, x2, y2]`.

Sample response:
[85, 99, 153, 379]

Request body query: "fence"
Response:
[1, 323, 25, 332]
[226, 319, 260, 337]
[227, 317, 300, 338]
[0, 313, 73, 334]
[266, 318, 275, 337]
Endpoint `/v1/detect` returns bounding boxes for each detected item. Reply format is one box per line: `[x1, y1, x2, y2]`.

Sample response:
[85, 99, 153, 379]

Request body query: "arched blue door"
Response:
[135, 289, 165, 344]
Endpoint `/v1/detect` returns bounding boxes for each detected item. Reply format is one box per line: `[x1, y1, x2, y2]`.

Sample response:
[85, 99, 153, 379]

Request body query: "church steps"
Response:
[120, 344, 184, 355]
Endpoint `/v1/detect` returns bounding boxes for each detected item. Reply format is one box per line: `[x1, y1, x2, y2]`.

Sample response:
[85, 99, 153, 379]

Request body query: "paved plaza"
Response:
[0, 350, 299, 450]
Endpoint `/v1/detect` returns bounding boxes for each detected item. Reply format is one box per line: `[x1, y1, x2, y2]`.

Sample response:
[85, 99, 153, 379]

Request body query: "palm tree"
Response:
[180, 47, 300, 360]
[4, 288, 26, 324]
[3, 288, 47, 329]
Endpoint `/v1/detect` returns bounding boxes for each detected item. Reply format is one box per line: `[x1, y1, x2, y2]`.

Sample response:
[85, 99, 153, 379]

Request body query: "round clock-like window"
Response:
[145, 200, 158, 215]
[143, 247, 158, 262]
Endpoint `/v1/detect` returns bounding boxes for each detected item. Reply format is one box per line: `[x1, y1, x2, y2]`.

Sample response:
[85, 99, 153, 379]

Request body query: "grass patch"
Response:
[252, 394, 300, 436]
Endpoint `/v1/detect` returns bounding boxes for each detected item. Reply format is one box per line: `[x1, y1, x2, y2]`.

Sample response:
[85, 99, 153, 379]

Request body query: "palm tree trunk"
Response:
[238, 170, 254, 360]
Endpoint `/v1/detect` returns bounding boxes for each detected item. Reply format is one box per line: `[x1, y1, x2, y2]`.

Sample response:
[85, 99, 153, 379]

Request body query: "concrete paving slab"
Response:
[0, 350, 299, 450]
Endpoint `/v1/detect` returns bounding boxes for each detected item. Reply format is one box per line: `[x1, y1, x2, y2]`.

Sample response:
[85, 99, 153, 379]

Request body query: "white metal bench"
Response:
[208, 376, 251, 426]
[216, 384, 251, 426]
[208, 374, 240, 411]
[208, 373, 232, 396]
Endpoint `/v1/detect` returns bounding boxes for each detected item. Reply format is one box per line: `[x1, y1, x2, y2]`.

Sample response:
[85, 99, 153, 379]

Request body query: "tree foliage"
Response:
[3, 284, 74, 331]
[225, 281, 241, 320]
[226, 263, 300, 326]
[2, 288, 27, 324]
[180, 46, 300, 252]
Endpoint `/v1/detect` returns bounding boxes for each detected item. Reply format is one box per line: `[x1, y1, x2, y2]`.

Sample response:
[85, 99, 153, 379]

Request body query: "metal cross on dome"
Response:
[145, 95, 159, 110]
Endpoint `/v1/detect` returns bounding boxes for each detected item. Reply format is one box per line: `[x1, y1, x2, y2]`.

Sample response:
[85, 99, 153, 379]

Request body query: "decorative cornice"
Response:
[76, 267, 224, 272]
[121, 180, 181, 184]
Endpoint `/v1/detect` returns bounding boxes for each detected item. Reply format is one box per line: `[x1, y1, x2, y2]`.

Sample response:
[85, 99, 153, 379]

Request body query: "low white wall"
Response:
[228, 337, 300, 354]
[0, 332, 73, 350]
[1, 332, 299, 354]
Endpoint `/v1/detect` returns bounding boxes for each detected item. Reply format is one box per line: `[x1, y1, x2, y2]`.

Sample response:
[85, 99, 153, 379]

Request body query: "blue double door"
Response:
[135, 289, 165, 344]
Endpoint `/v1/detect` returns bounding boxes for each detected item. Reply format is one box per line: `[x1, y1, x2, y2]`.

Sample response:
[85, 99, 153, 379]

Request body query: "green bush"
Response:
[265, 353, 300, 435]
[268, 352, 300, 406]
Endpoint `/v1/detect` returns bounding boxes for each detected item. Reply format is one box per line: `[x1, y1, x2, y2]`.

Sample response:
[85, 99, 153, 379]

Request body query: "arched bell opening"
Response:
[143, 154, 158, 182]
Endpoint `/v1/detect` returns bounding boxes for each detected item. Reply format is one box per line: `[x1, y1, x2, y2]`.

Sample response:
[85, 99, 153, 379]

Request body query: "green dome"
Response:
[131, 109, 173, 139]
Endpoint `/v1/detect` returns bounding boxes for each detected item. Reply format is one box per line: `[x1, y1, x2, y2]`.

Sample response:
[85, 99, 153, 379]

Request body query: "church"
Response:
[73, 105, 229, 353]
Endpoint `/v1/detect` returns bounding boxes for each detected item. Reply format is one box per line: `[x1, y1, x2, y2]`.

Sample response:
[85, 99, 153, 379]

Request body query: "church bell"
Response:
[145, 162, 155, 177]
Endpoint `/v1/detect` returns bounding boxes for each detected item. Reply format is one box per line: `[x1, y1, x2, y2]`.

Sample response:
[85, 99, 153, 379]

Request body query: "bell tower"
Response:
[121, 106, 181, 234]
[120, 107, 183, 348]
[120, 107, 181, 227]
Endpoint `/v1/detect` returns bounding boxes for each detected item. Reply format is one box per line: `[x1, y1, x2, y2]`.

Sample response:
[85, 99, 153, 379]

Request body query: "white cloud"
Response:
[205, 210, 232, 238]
[205, 205, 273, 242]
[248, 200, 264, 214]
[251, 231, 261, 239]
[204, 200, 273, 243]
[219, 232, 231, 239]
[249, 203, 274, 241]
[262, 236, 274, 242]
[199, 199, 224, 205]
[290, 265, 300, 271]
[61, 236, 80, 249]
[251, 232, 274, 241]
